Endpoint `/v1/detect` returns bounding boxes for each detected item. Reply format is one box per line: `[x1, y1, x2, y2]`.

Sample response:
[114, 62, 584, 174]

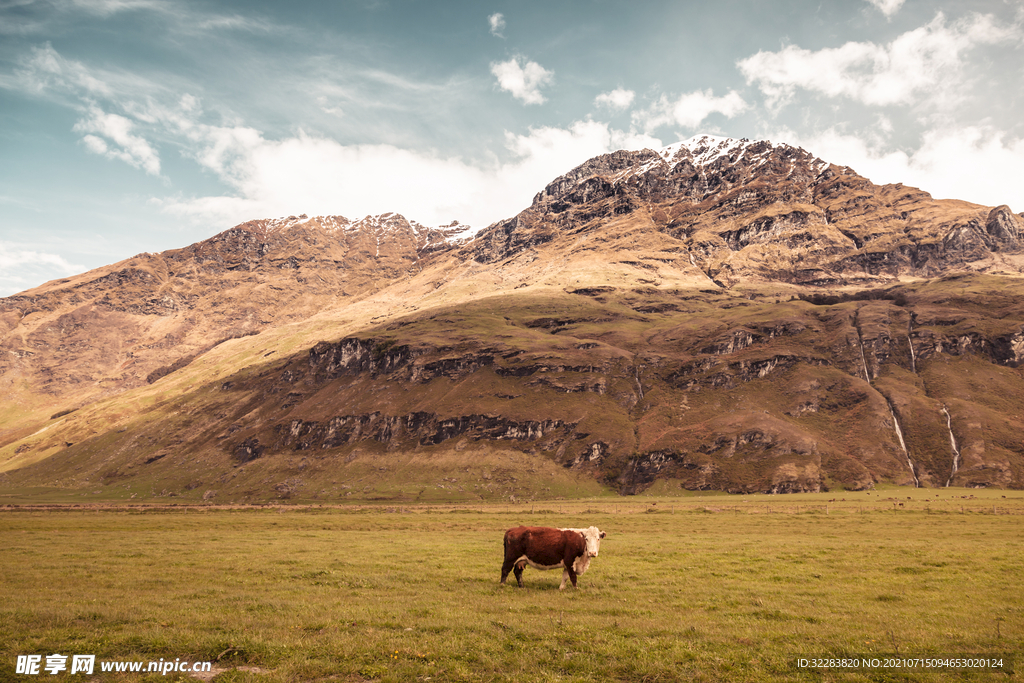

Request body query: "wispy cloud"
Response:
[865, 0, 904, 19]
[9, 45, 653, 230]
[0, 0, 49, 35]
[4, 42, 188, 117]
[739, 12, 1019, 109]
[67, 0, 168, 16]
[189, 13, 275, 33]
[632, 89, 746, 133]
[73, 106, 161, 174]
[594, 88, 634, 112]
[1, 0, 277, 36]
[4, 44, 174, 174]
[491, 56, 553, 105]
[0, 242, 84, 296]
[0, 244, 78, 270]
[4, 40, 486, 179]
[65, 0, 275, 32]
[488, 12, 505, 38]
[12, 43, 115, 99]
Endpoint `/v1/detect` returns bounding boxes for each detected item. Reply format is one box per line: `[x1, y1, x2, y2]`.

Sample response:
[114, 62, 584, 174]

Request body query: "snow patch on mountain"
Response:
[253, 212, 474, 245]
[660, 134, 756, 168]
[655, 134, 828, 173]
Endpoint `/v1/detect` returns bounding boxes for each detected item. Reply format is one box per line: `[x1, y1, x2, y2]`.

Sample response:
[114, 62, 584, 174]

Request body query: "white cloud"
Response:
[191, 13, 274, 33]
[68, 0, 169, 16]
[179, 93, 199, 113]
[65, 0, 274, 32]
[160, 120, 662, 230]
[739, 13, 1019, 108]
[73, 106, 161, 175]
[0, 242, 84, 297]
[6, 43, 185, 125]
[594, 88, 635, 111]
[608, 128, 663, 153]
[490, 56, 553, 105]
[0, 244, 79, 271]
[0, 0, 276, 39]
[772, 126, 1024, 212]
[632, 89, 746, 133]
[4, 44, 657, 228]
[866, 0, 904, 19]
[14, 43, 114, 98]
[488, 12, 505, 37]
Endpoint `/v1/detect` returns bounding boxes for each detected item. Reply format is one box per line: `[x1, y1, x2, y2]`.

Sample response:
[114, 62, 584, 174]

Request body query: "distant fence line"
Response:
[2, 501, 1022, 516]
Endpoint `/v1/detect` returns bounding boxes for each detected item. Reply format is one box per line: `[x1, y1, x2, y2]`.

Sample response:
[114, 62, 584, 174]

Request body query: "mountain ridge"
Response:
[471, 135, 1024, 285]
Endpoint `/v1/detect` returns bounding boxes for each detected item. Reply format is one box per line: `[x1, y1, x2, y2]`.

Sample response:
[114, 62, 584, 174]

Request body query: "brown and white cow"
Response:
[500, 525, 607, 589]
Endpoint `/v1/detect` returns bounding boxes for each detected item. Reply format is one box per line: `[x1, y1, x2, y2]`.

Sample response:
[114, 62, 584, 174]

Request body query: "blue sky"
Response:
[2, 0, 1023, 295]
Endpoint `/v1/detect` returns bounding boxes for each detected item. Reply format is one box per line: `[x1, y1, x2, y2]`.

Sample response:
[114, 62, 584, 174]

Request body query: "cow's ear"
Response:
[600, 531, 606, 539]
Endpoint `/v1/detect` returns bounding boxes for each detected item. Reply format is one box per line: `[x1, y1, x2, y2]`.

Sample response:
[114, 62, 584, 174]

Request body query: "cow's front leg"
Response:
[559, 565, 578, 590]
[514, 560, 526, 588]
[566, 565, 578, 588]
[561, 551, 580, 589]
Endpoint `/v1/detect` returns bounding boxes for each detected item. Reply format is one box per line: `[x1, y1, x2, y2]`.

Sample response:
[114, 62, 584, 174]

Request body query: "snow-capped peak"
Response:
[659, 135, 760, 168]
[642, 134, 829, 176]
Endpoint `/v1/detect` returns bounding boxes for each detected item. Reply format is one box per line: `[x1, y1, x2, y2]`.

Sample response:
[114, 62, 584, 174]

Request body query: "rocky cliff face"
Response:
[2, 136, 1023, 500]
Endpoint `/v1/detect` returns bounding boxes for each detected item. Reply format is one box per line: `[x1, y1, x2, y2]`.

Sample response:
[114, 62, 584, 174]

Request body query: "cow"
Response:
[500, 525, 607, 589]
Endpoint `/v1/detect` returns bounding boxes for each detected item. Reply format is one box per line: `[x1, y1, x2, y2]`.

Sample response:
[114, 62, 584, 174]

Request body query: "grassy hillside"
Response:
[1, 274, 1022, 502]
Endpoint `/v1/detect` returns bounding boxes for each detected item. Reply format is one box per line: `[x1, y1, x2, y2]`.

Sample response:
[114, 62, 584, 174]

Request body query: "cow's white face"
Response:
[580, 526, 606, 558]
[557, 526, 607, 576]
[562, 526, 606, 558]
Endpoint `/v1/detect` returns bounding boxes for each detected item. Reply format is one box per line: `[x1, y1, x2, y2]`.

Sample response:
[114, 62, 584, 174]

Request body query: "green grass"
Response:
[1, 495, 1021, 682]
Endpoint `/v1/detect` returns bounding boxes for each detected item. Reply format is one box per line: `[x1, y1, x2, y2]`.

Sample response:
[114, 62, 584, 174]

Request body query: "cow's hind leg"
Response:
[500, 557, 516, 585]
[514, 560, 526, 588]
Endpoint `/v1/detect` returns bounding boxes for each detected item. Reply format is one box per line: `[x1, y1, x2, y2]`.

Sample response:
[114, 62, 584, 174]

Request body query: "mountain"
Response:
[473, 136, 1024, 283]
[2, 135, 1023, 501]
[0, 213, 466, 427]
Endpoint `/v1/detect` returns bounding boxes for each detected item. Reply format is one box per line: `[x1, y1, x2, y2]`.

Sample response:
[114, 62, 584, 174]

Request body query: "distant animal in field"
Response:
[500, 525, 606, 589]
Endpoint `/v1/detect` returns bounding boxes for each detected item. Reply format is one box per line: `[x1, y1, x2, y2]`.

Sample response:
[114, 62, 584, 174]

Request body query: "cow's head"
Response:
[580, 526, 606, 558]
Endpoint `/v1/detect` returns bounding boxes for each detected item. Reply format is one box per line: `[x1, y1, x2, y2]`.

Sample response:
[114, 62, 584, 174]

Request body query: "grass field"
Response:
[1, 490, 1021, 682]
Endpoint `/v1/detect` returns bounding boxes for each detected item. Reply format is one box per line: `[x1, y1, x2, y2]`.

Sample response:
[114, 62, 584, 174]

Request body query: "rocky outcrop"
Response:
[666, 353, 829, 390]
[307, 338, 421, 379]
[984, 205, 1024, 248]
[272, 413, 574, 451]
[233, 437, 265, 464]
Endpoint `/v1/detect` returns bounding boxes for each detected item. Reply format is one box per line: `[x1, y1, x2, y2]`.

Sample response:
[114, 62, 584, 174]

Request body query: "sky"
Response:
[2, 0, 1023, 296]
